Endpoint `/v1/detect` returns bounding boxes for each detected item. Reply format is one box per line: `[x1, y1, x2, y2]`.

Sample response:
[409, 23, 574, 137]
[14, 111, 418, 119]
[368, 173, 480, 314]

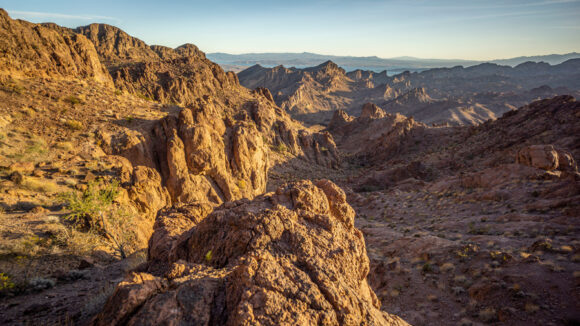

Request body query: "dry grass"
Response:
[21, 176, 60, 193]
[64, 119, 83, 130]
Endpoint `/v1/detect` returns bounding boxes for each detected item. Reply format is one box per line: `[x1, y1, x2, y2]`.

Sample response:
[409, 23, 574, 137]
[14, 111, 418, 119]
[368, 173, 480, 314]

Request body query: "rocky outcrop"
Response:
[0, 9, 112, 85]
[76, 23, 241, 106]
[327, 109, 354, 130]
[327, 103, 427, 163]
[92, 180, 408, 326]
[458, 95, 580, 169]
[516, 145, 577, 172]
[152, 100, 269, 204]
[98, 95, 339, 213]
[70, 20, 341, 211]
[74, 24, 159, 64]
[360, 102, 386, 119]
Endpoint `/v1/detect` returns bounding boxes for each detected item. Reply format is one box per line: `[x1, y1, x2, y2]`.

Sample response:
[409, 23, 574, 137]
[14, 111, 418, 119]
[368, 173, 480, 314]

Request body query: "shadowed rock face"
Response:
[0, 9, 113, 85]
[92, 180, 409, 326]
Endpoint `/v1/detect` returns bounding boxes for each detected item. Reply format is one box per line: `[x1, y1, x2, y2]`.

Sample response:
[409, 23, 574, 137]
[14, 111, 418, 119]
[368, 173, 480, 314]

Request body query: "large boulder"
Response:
[92, 180, 408, 326]
[516, 145, 577, 172]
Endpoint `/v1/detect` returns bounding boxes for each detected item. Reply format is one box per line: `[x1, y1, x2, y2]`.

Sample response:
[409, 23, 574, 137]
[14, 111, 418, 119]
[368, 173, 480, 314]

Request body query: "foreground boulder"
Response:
[92, 180, 408, 326]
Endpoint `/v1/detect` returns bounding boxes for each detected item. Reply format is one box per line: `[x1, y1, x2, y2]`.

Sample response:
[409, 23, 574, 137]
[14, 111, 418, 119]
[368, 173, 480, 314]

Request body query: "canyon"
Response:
[0, 9, 578, 326]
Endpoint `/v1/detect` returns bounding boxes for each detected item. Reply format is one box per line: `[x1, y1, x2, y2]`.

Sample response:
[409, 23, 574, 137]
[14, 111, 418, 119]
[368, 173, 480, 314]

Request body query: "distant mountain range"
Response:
[236, 59, 580, 126]
[207, 52, 580, 74]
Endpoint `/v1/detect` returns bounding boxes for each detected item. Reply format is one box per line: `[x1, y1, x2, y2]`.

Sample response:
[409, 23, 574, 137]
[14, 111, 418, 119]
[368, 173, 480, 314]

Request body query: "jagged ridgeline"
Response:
[237, 55, 580, 126]
[0, 8, 338, 203]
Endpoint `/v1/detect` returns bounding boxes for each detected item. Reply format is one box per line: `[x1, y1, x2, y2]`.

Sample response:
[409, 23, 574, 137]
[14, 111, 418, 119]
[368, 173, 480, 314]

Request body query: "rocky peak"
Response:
[360, 102, 387, 119]
[305, 60, 345, 78]
[75, 23, 159, 64]
[174, 43, 205, 59]
[328, 109, 355, 130]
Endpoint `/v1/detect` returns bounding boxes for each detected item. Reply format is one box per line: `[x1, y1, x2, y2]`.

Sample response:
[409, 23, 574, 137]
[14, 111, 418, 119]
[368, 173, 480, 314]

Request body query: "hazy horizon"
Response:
[2, 0, 580, 61]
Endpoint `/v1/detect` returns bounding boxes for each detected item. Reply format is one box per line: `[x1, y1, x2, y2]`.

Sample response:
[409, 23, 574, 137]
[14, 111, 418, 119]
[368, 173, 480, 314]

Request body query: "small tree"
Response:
[62, 179, 136, 259]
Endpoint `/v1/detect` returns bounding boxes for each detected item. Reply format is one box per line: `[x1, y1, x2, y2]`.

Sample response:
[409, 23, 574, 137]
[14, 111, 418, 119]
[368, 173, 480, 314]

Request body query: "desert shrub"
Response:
[65, 119, 83, 130]
[26, 138, 48, 155]
[55, 141, 74, 151]
[0, 273, 15, 293]
[52, 224, 101, 256]
[136, 92, 152, 101]
[62, 178, 136, 258]
[272, 143, 287, 153]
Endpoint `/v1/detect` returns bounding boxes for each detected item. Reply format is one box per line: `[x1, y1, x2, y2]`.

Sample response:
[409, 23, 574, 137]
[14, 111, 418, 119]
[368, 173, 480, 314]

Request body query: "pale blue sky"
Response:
[1, 0, 579, 60]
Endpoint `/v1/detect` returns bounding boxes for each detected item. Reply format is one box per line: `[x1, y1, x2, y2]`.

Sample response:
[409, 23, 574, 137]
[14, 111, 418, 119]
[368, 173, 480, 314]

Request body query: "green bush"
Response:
[0, 273, 15, 293]
[272, 143, 287, 153]
[62, 179, 135, 259]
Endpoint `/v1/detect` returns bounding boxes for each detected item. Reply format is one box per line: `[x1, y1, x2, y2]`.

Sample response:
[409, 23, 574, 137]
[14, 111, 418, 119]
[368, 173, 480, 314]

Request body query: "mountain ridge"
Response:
[237, 58, 580, 126]
[208, 51, 580, 73]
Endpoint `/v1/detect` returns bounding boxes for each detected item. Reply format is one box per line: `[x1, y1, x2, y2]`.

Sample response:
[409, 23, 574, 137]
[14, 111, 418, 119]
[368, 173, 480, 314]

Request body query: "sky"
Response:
[1, 0, 579, 60]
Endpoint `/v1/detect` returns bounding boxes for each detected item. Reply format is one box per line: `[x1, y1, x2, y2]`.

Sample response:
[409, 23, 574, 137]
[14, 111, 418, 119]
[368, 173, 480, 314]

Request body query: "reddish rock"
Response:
[92, 180, 408, 326]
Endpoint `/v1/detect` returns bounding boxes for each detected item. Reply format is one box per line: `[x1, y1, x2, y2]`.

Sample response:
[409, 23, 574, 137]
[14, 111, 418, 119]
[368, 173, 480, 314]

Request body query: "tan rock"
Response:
[0, 10, 113, 85]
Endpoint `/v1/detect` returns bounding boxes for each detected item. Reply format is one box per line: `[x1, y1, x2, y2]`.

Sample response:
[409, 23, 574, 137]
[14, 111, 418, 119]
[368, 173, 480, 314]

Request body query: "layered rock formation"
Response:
[0, 9, 112, 85]
[92, 180, 408, 326]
